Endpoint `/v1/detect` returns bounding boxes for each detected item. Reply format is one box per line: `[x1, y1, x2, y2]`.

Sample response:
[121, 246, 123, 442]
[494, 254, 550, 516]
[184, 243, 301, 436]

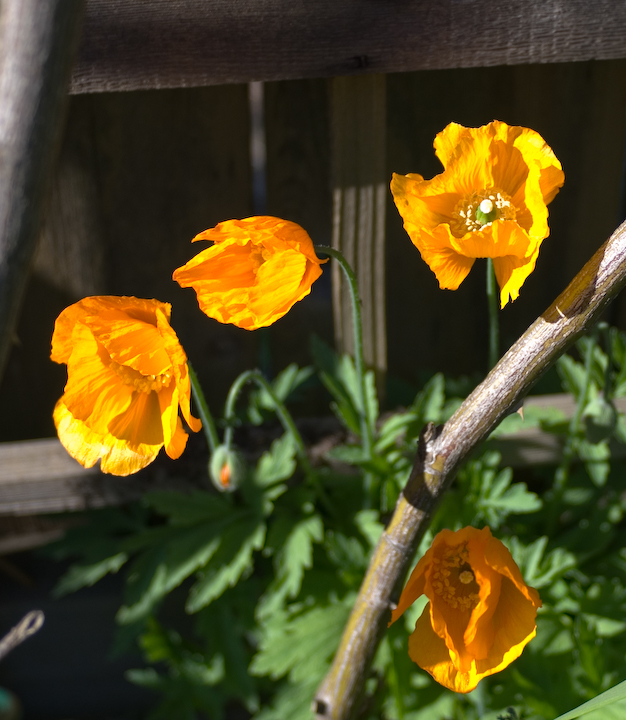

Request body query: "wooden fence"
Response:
[2, 0, 626, 540]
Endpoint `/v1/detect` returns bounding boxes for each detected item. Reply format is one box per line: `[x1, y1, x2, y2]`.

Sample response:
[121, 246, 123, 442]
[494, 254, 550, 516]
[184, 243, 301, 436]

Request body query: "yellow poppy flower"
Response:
[391, 121, 564, 307]
[172, 216, 326, 330]
[389, 526, 541, 693]
[51, 296, 201, 476]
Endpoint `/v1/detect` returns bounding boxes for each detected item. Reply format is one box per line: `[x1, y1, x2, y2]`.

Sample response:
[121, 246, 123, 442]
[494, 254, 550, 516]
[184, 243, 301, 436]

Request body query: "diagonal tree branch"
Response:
[314, 218, 626, 720]
[0, 0, 85, 381]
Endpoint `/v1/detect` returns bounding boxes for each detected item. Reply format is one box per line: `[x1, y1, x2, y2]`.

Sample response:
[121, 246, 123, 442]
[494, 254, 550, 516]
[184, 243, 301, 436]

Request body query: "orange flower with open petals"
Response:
[391, 121, 564, 307]
[389, 526, 541, 693]
[51, 296, 201, 476]
[172, 216, 326, 330]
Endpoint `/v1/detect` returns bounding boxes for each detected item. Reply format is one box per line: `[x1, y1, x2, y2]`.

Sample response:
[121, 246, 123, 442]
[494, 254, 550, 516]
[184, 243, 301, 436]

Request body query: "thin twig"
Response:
[314, 218, 626, 720]
[0, 610, 44, 662]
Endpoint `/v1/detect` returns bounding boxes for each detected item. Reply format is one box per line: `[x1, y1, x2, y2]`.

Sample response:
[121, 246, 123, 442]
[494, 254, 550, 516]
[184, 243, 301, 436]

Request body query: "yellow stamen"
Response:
[431, 543, 480, 611]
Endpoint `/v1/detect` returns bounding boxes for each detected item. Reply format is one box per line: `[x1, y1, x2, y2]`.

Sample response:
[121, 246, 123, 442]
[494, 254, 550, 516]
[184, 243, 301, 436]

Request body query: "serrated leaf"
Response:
[336, 354, 362, 414]
[508, 536, 576, 589]
[557, 354, 587, 397]
[579, 439, 611, 486]
[258, 515, 323, 619]
[364, 369, 378, 429]
[186, 518, 265, 613]
[253, 676, 318, 720]
[142, 491, 230, 526]
[54, 552, 128, 597]
[374, 412, 419, 453]
[310, 335, 361, 433]
[326, 444, 368, 464]
[411, 373, 445, 423]
[255, 364, 315, 411]
[354, 509, 383, 549]
[118, 522, 226, 623]
[480, 481, 542, 515]
[251, 597, 353, 682]
[255, 433, 297, 487]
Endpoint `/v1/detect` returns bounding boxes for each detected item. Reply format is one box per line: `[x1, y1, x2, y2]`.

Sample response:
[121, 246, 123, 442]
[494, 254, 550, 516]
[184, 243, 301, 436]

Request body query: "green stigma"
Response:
[475, 198, 498, 226]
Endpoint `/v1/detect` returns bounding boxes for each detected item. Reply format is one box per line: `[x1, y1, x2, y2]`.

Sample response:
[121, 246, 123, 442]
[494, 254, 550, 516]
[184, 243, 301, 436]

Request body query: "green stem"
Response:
[486, 258, 500, 370]
[599, 322, 614, 400]
[225, 370, 311, 476]
[314, 245, 373, 457]
[188, 361, 219, 453]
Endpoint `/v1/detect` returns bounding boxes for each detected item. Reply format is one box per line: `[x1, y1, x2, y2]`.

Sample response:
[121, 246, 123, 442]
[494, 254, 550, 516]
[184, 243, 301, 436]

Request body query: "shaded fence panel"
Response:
[386, 60, 626, 383]
[3, 61, 626, 442]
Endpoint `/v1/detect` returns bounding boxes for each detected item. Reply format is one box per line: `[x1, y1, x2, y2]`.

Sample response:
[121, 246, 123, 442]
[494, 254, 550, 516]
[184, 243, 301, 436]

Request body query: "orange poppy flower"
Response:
[172, 216, 326, 330]
[389, 526, 541, 693]
[51, 296, 201, 476]
[391, 121, 564, 307]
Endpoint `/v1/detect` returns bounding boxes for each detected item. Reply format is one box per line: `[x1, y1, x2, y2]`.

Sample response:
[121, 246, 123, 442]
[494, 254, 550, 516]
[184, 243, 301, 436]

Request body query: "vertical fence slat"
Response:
[331, 75, 387, 384]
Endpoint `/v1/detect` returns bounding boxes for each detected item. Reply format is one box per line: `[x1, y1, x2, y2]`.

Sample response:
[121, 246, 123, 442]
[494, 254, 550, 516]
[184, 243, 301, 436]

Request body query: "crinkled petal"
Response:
[433, 122, 470, 168]
[174, 216, 325, 330]
[391, 172, 462, 233]
[164, 417, 189, 460]
[493, 242, 541, 308]
[389, 549, 431, 625]
[473, 576, 539, 681]
[409, 604, 481, 694]
[61, 326, 134, 434]
[54, 399, 160, 476]
[417, 226, 475, 290]
[448, 220, 533, 261]
[107, 391, 164, 447]
[247, 249, 313, 327]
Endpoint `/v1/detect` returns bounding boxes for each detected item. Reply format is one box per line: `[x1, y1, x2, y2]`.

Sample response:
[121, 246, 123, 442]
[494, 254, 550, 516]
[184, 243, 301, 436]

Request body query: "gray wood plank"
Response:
[331, 75, 387, 385]
[1, 394, 624, 517]
[70, 0, 626, 93]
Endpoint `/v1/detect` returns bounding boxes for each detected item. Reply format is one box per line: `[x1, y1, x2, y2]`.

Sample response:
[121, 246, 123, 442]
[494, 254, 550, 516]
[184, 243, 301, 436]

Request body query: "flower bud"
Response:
[209, 445, 246, 492]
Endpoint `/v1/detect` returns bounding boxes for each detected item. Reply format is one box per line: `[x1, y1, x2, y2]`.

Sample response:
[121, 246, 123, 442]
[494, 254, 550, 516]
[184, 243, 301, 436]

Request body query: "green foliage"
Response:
[46, 326, 626, 720]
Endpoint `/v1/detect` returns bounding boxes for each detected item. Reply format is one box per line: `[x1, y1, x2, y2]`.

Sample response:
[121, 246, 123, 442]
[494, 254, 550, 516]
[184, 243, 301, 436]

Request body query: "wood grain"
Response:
[0, 0, 85, 381]
[331, 75, 387, 383]
[70, 0, 626, 93]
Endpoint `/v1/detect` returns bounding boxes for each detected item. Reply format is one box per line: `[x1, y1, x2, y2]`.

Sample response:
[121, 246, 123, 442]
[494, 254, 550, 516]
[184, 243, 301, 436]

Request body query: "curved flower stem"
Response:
[223, 369, 335, 513]
[314, 245, 374, 457]
[314, 219, 626, 720]
[486, 258, 500, 369]
[188, 361, 219, 453]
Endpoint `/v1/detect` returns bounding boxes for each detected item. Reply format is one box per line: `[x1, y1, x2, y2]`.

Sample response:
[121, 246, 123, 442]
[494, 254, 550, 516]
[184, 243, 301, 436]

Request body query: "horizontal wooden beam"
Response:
[71, 0, 626, 93]
[1, 394, 624, 520]
[0, 438, 201, 516]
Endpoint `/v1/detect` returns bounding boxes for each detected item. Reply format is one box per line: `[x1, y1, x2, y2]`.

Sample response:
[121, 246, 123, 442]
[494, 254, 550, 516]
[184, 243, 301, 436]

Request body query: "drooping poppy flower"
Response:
[391, 121, 564, 307]
[51, 296, 201, 476]
[389, 526, 541, 693]
[172, 216, 326, 330]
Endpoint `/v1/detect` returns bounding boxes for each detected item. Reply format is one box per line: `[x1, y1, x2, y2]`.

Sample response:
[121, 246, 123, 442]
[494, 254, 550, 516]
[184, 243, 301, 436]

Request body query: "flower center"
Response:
[452, 188, 516, 236]
[249, 244, 272, 272]
[109, 360, 173, 394]
[431, 543, 480, 611]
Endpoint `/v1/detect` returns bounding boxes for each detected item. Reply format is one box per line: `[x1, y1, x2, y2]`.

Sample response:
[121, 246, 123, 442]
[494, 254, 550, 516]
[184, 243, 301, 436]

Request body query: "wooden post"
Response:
[330, 75, 387, 388]
[0, 0, 85, 381]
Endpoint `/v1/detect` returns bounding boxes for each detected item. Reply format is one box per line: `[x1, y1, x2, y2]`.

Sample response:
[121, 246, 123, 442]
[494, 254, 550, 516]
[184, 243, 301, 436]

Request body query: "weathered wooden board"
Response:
[70, 0, 626, 93]
[0, 437, 202, 516]
[1, 395, 624, 520]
